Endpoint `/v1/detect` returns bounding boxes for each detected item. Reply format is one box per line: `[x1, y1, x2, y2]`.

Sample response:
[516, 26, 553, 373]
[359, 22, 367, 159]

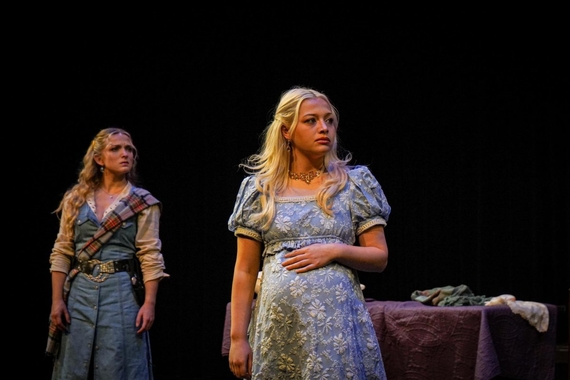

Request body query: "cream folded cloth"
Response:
[484, 294, 549, 332]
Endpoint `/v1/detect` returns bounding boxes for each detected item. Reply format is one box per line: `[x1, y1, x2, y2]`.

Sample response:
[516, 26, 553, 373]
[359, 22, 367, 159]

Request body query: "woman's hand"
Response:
[282, 243, 338, 273]
[229, 338, 253, 379]
[136, 303, 155, 333]
[282, 227, 388, 273]
[50, 299, 71, 332]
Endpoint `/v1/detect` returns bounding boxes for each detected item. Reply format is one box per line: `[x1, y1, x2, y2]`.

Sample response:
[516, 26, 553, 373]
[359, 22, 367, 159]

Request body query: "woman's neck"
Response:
[99, 180, 128, 195]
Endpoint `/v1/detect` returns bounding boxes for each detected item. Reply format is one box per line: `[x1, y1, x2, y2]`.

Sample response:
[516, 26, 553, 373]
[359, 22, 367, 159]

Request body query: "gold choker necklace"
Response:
[289, 170, 322, 184]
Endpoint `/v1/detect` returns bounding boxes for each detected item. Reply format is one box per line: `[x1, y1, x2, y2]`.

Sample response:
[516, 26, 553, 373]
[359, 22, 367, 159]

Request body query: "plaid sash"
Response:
[45, 187, 160, 357]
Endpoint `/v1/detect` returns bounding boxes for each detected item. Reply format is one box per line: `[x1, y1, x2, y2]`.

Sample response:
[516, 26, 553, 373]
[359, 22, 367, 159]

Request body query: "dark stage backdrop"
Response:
[21, 10, 567, 380]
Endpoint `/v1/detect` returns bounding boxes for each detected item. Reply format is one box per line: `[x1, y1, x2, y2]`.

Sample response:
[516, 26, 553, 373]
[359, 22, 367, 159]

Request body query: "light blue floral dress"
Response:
[229, 165, 391, 380]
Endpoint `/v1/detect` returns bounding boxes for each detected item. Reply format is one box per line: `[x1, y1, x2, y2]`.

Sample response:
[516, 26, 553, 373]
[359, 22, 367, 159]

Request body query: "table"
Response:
[221, 299, 557, 380]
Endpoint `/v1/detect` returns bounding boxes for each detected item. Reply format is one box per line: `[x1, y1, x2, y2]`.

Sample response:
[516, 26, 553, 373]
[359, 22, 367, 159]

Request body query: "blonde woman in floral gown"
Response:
[228, 87, 391, 380]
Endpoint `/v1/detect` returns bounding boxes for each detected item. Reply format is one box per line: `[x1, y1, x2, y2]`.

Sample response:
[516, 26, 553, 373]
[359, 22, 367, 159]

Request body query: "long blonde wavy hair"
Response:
[54, 127, 139, 236]
[240, 86, 352, 230]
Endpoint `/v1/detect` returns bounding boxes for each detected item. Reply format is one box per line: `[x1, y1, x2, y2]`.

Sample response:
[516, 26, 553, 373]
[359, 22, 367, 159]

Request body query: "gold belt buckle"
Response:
[99, 261, 116, 273]
[83, 259, 110, 283]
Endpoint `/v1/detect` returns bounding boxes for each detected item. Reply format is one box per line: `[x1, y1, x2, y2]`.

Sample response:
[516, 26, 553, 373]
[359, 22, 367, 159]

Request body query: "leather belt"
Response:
[77, 258, 134, 283]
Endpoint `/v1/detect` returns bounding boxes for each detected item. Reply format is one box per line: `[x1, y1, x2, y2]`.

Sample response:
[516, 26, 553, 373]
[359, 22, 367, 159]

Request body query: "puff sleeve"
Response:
[347, 166, 391, 236]
[228, 175, 263, 242]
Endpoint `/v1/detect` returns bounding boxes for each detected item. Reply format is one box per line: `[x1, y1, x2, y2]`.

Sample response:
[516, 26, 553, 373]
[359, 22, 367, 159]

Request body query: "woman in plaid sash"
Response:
[47, 127, 169, 379]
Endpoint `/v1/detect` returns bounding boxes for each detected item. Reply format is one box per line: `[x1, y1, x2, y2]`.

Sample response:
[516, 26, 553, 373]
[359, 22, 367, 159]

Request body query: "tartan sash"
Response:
[45, 187, 160, 357]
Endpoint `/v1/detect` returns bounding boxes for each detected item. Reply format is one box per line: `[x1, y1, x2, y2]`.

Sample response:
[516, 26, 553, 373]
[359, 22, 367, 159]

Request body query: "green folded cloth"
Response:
[411, 284, 493, 306]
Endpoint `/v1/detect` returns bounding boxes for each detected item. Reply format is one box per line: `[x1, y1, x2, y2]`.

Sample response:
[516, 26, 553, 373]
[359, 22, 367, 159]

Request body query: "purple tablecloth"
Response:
[222, 300, 557, 380]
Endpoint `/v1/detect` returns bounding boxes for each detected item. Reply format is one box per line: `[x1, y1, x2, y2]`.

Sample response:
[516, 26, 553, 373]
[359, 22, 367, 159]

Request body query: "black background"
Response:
[17, 8, 568, 379]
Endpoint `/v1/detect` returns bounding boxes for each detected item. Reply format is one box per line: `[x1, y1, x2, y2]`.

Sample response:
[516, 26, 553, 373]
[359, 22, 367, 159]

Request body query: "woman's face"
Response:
[96, 133, 135, 176]
[289, 97, 336, 160]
